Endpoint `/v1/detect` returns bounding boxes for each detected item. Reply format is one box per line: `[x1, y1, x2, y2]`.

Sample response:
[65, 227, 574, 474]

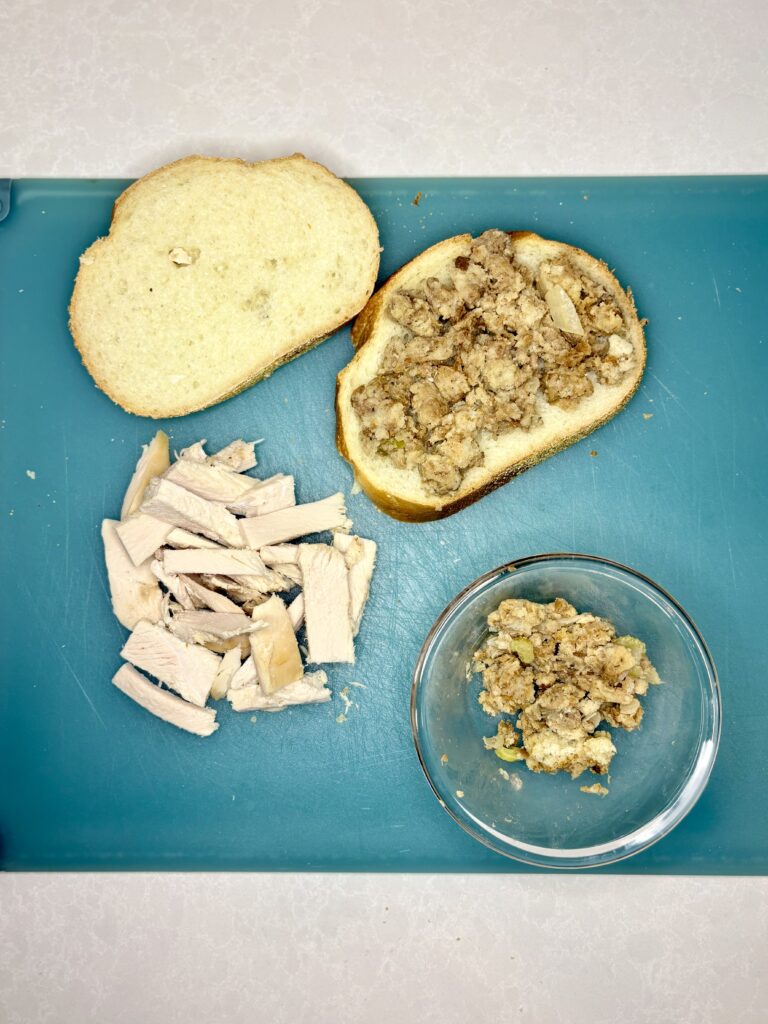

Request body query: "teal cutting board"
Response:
[1, 176, 766, 872]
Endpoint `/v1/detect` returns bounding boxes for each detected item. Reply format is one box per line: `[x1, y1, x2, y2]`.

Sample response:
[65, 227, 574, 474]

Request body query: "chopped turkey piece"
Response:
[299, 544, 354, 664]
[205, 635, 252, 656]
[249, 596, 304, 694]
[272, 562, 302, 585]
[164, 459, 260, 504]
[116, 513, 173, 567]
[102, 520, 164, 629]
[208, 439, 259, 472]
[195, 573, 242, 594]
[140, 478, 242, 547]
[288, 593, 305, 632]
[121, 620, 221, 707]
[154, 567, 259, 614]
[228, 671, 330, 712]
[177, 440, 208, 462]
[166, 610, 265, 645]
[199, 572, 292, 603]
[113, 663, 219, 737]
[240, 493, 350, 548]
[162, 548, 269, 577]
[120, 431, 170, 520]
[150, 559, 196, 610]
[260, 543, 300, 566]
[181, 576, 241, 614]
[227, 474, 295, 516]
[210, 647, 242, 700]
[229, 654, 258, 690]
[165, 527, 222, 550]
[333, 534, 377, 636]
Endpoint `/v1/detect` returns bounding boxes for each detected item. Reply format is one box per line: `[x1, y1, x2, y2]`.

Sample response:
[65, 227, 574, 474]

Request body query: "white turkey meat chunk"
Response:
[239, 493, 350, 548]
[207, 439, 259, 472]
[332, 534, 377, 636]
[287, 593, 305, 632]
[184, 579, 241, 614]
[150, 559, 196, 610]
[204, 635, 252, 656]
[272, 563, 302, 585]
[113, 663, 219, 737]
[165, 528, 222, 550]
[177, 440, 208, 462]
[166, 610, 265, 645]
[140, 478, 242, 547]
[249, 596, 304, 694]
[228, 671, 331, 712]
[229, 655, 258, 690]
[121, 620, 221, 707]
[299, 544, 354, 664]
[116, 513, 172, 566]
[102, 520, 163, 630]
[260, 544, 300, 566]
[164, 459, 260, 504]
[162, 548, 269, 577]
[227, 474, 295, 516]
[210, 647, 242, 700]
[120, 431, 170, 520]
[197, 572, 292, 602]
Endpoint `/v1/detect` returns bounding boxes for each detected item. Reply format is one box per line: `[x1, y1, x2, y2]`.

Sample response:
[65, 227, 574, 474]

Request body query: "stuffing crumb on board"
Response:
[103, 432, 377, 735]
[580, 783, 609, 797]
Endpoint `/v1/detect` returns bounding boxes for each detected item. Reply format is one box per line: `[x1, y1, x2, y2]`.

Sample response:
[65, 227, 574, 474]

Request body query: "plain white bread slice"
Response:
[69, 154, 380, 418]
[336, 231, 646, 521]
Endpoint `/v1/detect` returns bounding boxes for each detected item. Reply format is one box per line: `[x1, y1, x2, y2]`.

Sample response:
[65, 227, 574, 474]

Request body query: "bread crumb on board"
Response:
[412, 191, 423, 206]
[580, 783, 609, 797]
[25, 469, 36, 480]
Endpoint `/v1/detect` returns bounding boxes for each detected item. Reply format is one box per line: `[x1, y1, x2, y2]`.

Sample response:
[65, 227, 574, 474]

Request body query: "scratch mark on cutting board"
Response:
[650, 374, 680, 402]
[59, 649, 107, 730]
[82, 559, 96, 649]
[725, 538, 737, 588]
[712, 274, 722, 310]
[650, 373, 693, 420]
[63, 434, 71, 582]
[665, 347, 707, 386]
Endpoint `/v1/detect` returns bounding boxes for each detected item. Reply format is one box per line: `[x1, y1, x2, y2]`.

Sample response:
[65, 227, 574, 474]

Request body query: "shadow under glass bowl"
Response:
[411, 553, 721, 870]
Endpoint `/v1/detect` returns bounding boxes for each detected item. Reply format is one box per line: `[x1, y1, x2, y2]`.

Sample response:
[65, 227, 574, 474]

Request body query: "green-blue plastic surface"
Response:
[1, 176, 766, 872]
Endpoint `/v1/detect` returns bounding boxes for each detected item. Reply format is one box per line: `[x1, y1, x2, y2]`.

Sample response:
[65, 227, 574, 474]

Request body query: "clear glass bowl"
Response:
[411, 554, 721, 869]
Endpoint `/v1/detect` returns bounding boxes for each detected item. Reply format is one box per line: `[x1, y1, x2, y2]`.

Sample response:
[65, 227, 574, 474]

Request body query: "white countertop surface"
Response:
[1, 0, 766, 1021]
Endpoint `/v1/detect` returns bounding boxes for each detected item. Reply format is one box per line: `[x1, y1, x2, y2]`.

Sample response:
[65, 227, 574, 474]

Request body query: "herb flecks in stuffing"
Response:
[351, 231, 635, 496]
[474, 597, 661, 779]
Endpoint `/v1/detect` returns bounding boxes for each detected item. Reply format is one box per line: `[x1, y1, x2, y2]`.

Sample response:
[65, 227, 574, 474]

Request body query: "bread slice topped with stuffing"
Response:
[337, 230, 646, 521]
[70, 154, 380, 418]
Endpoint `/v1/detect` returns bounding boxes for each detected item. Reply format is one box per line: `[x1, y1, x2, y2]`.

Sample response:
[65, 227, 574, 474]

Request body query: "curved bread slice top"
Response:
[70, 154, 380, 418]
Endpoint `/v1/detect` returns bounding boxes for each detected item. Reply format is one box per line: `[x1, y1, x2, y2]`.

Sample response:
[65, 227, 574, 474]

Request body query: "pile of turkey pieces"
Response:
[102, 433, 376, 736]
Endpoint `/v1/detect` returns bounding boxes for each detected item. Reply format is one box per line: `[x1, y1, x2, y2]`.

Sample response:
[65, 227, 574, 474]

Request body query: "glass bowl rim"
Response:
[410, 551, 722, 870]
